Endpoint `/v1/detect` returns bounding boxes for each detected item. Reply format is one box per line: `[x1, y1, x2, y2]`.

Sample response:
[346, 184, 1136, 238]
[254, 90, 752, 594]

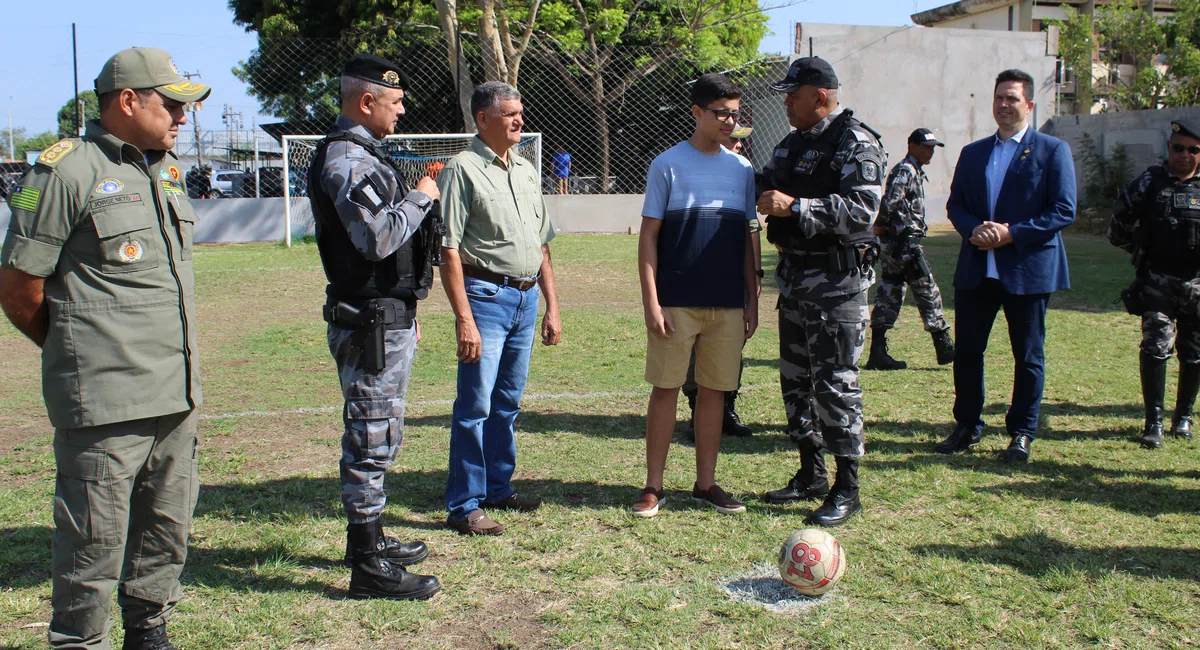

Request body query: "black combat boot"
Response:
[808, 456, 861, 526]
[346, 522, 441, 600]
[685, 393, 697, 442]
[722, 392, 753, 437]
[1170, 362, 1200, 440]
[763, 436, 829, 503]
[343, 519, 428, 566]
[1140, 353, 1168, 450]
[932, 328, 955, 366]
[864, 327, 906, 370]
[122, 625, 177, 650]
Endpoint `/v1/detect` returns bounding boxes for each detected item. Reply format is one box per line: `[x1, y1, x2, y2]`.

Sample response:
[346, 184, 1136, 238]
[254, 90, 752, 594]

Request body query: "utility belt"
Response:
[461, 264, 539, 291]
[782, 243, 878, 274]
[322, 298, 414, 373]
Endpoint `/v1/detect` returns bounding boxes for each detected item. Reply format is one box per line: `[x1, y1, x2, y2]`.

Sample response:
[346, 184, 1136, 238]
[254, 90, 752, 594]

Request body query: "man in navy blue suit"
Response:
[934, 69, 1076, 462]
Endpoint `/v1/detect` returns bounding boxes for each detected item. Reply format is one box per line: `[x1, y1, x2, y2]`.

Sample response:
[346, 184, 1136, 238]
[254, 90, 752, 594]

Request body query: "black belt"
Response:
[322, 298, 413, 330]
[461, 265, 539, 290]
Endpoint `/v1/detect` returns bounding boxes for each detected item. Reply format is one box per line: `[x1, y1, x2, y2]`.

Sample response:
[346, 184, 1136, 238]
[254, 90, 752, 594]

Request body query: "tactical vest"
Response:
[1145, 166, 1200, 276]
[308, 130, 441, 303]
[765, 110, 877, 253]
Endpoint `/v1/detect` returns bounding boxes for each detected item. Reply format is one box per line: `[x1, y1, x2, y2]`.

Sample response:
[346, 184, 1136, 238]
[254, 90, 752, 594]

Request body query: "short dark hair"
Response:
[690, 73, 741, 108]
[995, 69, 1034, 102]
[97, 88, 156, 113]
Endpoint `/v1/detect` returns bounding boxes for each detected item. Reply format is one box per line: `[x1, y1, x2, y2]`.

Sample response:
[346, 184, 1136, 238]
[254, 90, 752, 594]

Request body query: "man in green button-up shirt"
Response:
[439, 81, 561, 536]
[0, 47, 209, 650]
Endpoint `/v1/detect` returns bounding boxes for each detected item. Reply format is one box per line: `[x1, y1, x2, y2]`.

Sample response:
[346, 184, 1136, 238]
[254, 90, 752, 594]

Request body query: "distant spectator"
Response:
[426, 159, 445, 181]
[551, 144, 571, 194]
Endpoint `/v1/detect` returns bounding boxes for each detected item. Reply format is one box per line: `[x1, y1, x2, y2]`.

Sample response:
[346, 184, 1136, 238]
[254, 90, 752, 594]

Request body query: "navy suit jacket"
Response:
[946, 127, 1076, 294]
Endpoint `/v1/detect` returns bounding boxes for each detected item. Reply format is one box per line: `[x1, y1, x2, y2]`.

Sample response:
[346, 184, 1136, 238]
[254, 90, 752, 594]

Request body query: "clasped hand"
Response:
[969, 221, 1012, 250]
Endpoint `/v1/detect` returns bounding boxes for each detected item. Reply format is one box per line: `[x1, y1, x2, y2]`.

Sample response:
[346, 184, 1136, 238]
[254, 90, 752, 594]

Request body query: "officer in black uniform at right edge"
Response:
[1110, 119, 1200, 450]
[757, 57, 885, 526]
[309, 54, 444, 600]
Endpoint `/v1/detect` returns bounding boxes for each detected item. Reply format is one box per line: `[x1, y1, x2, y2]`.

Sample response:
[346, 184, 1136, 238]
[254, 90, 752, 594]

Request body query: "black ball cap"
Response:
[1171, 120, 1200, 141]
[343, 54, 410, 90]
[769, 56, 839, 92]
[908, 128, 945, 147]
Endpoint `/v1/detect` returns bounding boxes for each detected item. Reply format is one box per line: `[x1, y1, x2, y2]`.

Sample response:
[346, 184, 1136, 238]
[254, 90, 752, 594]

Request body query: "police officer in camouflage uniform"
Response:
[308, 54, 441, 601]
[756, 57, 884, 527]
[0, 47, 208, 650]
[865, 128, 955, 370]
[1109, 119, 1200, 450]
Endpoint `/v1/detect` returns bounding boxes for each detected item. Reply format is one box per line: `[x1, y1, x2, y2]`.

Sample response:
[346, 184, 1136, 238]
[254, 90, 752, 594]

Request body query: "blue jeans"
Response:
[446, 276, 540, 520]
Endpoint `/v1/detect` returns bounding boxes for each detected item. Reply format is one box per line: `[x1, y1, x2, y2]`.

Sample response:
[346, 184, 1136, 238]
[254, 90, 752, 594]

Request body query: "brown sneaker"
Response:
[631, 487, 665, 518]
[692, 484, 746, 514]
[481, 493, 542, 512]
[446, 509, 505, 536]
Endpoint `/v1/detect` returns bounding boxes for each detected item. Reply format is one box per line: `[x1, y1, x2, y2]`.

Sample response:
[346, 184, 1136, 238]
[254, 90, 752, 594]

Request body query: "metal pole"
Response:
[253, 134, 260, 198]
[72, 24, 81, 136]
[283, 137, 292, 247]
[7, 100, 14, 161]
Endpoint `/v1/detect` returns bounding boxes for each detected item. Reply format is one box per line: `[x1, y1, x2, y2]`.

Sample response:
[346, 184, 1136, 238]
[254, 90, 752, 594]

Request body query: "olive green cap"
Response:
[94, 47, 211, 103]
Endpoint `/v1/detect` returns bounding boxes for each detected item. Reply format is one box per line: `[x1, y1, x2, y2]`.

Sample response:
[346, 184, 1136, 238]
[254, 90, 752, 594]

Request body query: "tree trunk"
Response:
[477, 0, 509, 83]
[594, 67, 611, 194]
[434, 0, 476, 132]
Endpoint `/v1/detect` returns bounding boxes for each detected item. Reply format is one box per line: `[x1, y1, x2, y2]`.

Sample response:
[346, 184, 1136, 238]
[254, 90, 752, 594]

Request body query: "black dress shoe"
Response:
[934, 424, 983, 454]
[1002, 434, 1032, 463]
[762, 472, 830, 503]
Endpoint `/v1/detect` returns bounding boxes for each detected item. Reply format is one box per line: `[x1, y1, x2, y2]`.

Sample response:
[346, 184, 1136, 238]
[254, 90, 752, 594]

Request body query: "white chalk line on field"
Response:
[200, 383, 775, 421]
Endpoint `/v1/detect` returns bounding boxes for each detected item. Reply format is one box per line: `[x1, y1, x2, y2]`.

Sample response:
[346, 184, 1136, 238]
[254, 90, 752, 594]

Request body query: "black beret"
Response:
[343, 54, 409, 90]
[769, 57, 839, 92]
[1171, 120, 1200, 141]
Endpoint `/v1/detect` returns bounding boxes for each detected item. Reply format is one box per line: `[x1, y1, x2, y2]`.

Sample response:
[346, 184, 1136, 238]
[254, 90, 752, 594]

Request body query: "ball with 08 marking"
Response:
[778, 528, 846, 596]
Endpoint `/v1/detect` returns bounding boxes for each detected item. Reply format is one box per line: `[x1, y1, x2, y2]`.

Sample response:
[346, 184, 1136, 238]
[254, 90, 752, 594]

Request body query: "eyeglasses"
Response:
[1172, 144, 1200, 155]
[701, 106, 742, 122]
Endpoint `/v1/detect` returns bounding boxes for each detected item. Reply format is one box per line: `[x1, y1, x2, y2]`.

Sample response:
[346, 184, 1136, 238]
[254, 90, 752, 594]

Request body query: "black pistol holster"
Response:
[323, 299, 414, 373]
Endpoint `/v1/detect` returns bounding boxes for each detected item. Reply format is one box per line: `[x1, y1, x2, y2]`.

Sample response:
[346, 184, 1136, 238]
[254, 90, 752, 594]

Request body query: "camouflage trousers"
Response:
[1141, 270, 1200, 362]
[778, 290, 868, 458]
[327, 323, 416, 524]
[870, 239, 948, 333]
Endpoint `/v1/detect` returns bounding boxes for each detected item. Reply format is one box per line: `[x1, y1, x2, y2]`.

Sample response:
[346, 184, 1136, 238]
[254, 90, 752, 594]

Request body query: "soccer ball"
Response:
[778, 528, 846, 596]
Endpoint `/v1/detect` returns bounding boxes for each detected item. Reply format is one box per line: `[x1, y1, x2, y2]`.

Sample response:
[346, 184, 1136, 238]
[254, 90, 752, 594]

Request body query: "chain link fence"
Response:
[221, 31, 793, 195]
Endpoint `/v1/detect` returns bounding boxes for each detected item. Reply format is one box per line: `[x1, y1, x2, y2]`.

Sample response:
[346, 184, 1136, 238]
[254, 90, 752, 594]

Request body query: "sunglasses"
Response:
[701, 106, 742, 122]
[1172, 144, 1200, 155]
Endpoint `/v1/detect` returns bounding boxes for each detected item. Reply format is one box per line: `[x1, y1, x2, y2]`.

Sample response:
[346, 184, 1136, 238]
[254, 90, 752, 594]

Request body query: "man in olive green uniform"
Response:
[0, 48, 210, 650]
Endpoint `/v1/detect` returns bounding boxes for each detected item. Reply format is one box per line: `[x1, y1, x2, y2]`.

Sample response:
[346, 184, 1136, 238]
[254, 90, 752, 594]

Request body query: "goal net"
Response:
[282, 133, 543, 246]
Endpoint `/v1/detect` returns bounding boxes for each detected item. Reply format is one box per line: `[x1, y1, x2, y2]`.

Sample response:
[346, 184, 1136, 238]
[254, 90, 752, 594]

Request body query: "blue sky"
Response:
[2, 0, 946, 137]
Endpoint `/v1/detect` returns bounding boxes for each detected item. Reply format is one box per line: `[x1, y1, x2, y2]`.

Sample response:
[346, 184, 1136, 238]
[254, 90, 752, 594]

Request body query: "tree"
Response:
[1051, 7, 1095, 115]
[2, 128, 60, 161]
[56, 91, 99, 139]
[531, 0, 769, 189]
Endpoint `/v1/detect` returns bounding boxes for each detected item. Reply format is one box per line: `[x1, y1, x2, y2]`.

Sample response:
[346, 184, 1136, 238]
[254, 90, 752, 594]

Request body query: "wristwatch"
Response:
[790, 199, 803, 216]
[756, 269, 765, 279]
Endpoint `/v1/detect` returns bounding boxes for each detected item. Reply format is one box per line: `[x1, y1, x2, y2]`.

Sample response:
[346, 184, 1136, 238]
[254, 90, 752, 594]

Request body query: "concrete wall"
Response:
[786, 23, 1058, 196]
[937, 5, 1013, 30]
[1041, 106, 1200, 199]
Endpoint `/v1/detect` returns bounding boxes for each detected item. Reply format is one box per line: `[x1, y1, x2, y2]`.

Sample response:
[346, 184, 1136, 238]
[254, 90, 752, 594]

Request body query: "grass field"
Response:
[1, 229, 1198, 649]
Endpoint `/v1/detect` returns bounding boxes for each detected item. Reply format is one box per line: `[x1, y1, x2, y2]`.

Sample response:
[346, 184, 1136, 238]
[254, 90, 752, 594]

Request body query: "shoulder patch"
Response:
[36, 140, 78, 166]
[8, 185, 41, 212]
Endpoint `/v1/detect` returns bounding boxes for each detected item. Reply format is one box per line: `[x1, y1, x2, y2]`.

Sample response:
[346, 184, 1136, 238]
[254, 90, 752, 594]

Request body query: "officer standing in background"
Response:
[865, 128, 955, 370]
[0, 47, 208, 650]
[1109, 119, 1200, 450]
[308, 54, 442, 600]
[755, 57, 884, 527]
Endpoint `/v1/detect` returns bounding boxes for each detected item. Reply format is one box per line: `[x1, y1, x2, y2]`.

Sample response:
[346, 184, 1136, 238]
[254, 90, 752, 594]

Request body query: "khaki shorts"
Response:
[645, 306, 744, 391]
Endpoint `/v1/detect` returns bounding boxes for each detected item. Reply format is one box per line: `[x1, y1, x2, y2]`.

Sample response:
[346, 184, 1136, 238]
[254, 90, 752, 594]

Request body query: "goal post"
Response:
[282, 132, 543, 247]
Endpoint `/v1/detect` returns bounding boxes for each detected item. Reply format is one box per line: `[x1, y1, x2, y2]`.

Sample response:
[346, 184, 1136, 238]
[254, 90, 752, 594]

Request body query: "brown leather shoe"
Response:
[446, 509, 505, 536]
[692, 483, 746, 514]
[481, 493, 542, 512]
[631, 487, 665, 518]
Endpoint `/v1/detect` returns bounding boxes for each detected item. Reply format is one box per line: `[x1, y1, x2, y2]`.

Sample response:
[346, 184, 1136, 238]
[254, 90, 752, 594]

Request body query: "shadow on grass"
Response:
[183, 545, 340, 596]
[0, 525, 50, 590]
[912, 532, 1200, 583]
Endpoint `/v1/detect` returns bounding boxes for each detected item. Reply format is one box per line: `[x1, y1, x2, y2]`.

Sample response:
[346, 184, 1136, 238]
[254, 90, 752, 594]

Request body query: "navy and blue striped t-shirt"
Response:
[641, 141, 757, 308]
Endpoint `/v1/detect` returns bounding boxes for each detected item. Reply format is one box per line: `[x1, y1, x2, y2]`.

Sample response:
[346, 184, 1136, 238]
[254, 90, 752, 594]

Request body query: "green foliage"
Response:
[1, 129, 60, 161]
[1077, 133, 1133, 232]
[56, 91, 98, 139]
[1050, 7, 1095, 114]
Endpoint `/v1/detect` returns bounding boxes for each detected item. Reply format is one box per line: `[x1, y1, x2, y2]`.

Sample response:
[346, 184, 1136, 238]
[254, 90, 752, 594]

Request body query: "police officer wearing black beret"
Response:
[308, 53, 443, 599]
[1110, 119, 1200, 449]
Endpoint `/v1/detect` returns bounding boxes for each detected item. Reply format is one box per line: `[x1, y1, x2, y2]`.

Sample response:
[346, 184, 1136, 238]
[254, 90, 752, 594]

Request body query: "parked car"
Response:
[209, 169, 245, 198]
[238, 167, 284, 198]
